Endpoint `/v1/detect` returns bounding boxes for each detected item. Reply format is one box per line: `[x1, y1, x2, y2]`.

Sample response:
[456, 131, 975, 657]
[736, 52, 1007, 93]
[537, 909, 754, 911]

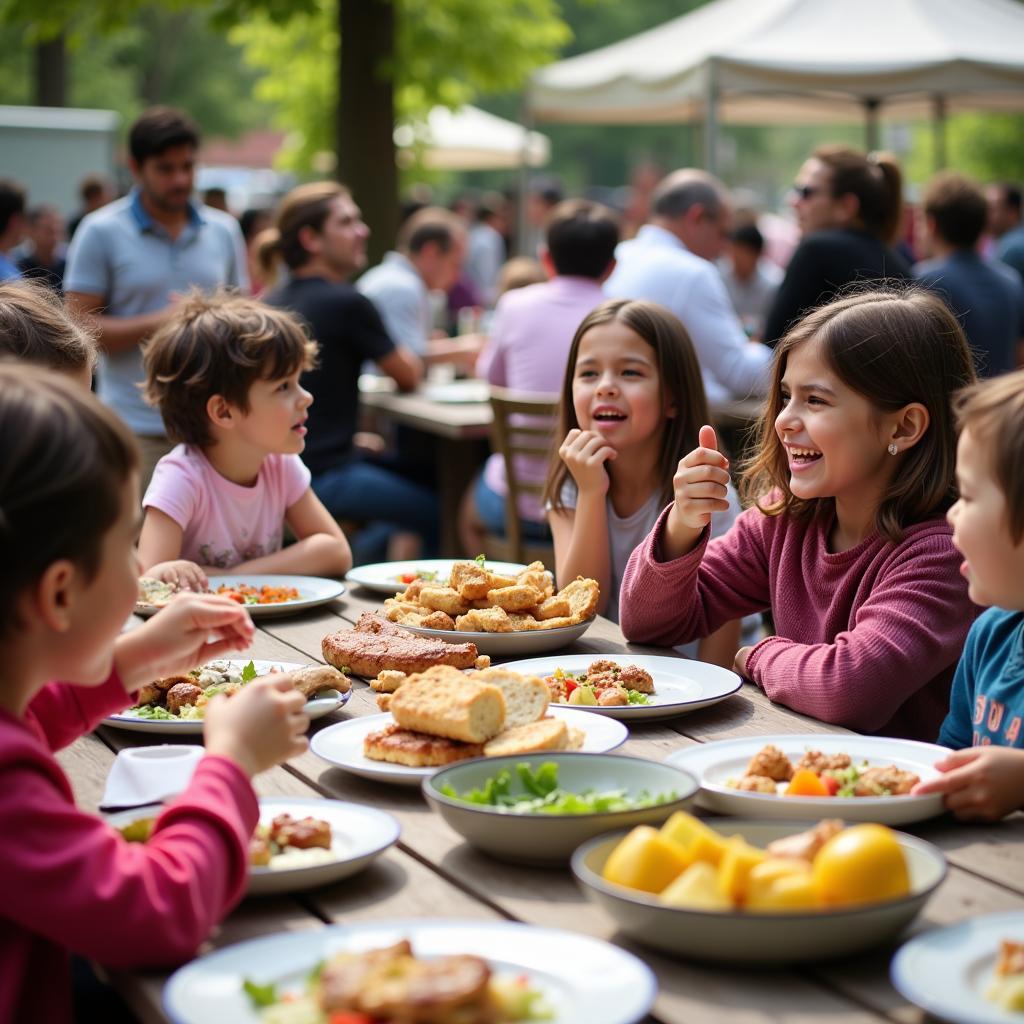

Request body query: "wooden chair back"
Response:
[486, 385, 559, 565]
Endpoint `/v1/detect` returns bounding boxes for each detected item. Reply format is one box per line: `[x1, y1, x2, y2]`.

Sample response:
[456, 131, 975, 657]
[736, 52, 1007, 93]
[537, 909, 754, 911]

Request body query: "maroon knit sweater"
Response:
[619, 503, 975, 741]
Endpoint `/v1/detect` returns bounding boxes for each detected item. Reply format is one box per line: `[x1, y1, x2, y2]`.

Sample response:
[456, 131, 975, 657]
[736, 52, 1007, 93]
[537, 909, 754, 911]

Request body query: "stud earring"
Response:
[888, 443, 899, 455]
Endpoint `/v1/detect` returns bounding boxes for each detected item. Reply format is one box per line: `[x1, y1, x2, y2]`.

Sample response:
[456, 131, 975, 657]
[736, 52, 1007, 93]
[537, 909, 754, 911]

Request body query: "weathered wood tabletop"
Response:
[63, 584, 1024, 1024]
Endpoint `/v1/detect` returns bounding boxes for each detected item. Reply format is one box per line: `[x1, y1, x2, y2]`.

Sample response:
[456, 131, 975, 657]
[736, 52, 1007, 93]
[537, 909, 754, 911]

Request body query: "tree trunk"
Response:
[35, 34, 67, 107]
[338, 0, 398, 269]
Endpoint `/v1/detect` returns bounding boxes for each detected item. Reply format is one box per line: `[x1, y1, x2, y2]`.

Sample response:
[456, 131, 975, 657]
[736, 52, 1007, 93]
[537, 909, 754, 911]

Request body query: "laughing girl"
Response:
[619, 288, 977, 740]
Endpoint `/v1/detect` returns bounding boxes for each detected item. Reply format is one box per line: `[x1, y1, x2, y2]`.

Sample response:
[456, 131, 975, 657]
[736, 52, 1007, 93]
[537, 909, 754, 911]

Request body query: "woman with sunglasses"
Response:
[764, 146, 911, 346]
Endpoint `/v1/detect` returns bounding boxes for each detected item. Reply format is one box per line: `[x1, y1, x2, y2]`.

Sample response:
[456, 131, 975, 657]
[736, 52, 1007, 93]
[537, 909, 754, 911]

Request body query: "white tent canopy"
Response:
[530, 0, 1024, 153]
[394, 105, 550, 171]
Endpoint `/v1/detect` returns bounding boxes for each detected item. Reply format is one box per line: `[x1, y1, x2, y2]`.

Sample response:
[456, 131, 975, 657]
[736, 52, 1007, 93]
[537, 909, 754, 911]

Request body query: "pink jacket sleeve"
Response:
[0, 754, 258, 968]
[27, 670, 131, 752]
[746, 536, 972, 732]
[619, 504, 772, 646]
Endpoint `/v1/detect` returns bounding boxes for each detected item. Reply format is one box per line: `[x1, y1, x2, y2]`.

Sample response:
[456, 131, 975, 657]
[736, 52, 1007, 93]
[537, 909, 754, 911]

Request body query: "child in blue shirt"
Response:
[914, 368, 1024, 820]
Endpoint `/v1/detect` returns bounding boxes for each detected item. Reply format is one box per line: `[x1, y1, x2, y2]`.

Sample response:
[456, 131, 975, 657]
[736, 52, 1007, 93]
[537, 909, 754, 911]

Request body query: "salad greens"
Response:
[440, 762, 678, 815]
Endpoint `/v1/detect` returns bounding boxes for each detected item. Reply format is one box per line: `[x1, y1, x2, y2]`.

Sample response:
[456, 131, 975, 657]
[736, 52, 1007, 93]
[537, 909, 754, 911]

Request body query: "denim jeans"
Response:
[474, 473, 552, 541]
[313, 456, 440, 562]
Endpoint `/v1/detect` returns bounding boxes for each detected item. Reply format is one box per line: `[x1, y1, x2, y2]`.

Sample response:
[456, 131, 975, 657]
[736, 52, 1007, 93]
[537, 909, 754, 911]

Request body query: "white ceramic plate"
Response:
[574, 820, 946, 965]
[345, 558, 529, 595]
[103, 660, 350, 735]
[419, 380, 491, 403]
[499, 653, 742, 721]
[399, 617, 596, 656]
[135, 574, 346, 618]
[311, 707, 629, 786]
[665, 734, 949, 825]
[891, 911, 1024, 1024]
[163, 918, 656, 1024]
[106, 797, 399, 897]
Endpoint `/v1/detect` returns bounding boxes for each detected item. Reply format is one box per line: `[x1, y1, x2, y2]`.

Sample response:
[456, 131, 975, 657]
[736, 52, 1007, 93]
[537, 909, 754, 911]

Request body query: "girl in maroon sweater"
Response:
[620, 288, 978, 740]
[0, 366, 311, 1022]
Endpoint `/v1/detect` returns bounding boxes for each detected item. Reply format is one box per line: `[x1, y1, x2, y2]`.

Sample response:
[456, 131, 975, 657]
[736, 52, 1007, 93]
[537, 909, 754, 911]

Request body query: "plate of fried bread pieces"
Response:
[104, 660, 351, 735]
[310, 665, 628, 785]
[381, 559, 600, 655]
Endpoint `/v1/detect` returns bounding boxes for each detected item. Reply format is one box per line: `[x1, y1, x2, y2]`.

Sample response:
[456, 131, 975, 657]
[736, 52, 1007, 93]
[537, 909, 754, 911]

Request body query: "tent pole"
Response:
[864, 97, 881, 151]
[932, 94, 947, 170]
[705, 59, 718, 174]
[517, 94, 534, 256]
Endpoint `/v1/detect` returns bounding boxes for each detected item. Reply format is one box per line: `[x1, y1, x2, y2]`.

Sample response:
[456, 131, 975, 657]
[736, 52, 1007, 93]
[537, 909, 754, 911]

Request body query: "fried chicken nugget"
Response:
[418, 586, 470, 616]
[746, 744, 794, 782]
[419, 610, 457, 630]
[449, 562, 492, 600]
[557, 577, 600, 623]
[505, 612, 544, 631]
[388, 609, 428, 627]
[734, 774, 778, 794]
[370, 670, 408, 693]
[516, 563, 554, 600]
[487, 584, 543, 612]
[456, 607, 513, 633]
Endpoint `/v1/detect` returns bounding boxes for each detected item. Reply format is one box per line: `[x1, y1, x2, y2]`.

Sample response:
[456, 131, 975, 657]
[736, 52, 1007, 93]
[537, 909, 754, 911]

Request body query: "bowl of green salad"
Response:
[423, 753, 698, 865]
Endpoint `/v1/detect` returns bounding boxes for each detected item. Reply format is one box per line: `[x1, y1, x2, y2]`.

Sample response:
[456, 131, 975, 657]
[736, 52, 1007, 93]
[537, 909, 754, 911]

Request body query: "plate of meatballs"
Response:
[103, 660, 351, 734]
[665, 734, 951, 824]
[498, 654, 742, 721]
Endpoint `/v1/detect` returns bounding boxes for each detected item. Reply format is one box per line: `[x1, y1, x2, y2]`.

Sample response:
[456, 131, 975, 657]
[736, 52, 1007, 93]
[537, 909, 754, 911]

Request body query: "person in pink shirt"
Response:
[0, 365, 311, 1022]
[458, 200, 619, 554]
[137, 290, 351, 590]
[620, 288, 978, 741]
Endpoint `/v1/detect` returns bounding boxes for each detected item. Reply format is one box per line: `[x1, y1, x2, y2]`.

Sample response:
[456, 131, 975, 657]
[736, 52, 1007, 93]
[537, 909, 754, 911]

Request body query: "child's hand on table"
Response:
[560, 428, 617, 497]
[145, 559, 209, 593]
[204, 674, 310, 777]
[911, 746, 1024, 821]
[114, 593, 255, 695]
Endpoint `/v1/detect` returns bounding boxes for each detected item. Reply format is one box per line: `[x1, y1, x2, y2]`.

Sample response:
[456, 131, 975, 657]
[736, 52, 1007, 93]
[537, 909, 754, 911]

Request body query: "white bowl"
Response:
[397, 617, 595, 655]
[572, 819, 946, 965]
[424, 753, 699, 865]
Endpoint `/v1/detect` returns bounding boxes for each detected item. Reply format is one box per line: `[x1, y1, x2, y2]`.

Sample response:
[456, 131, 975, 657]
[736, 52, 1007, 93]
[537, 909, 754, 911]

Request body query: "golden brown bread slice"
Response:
[557, 577, 600, 622]
[388, 674, 506, 744]
[470, 667, 549, 728]
[486, 584, 543, 612]
[363, 724, 483, 766]
[532, 595, 571, 620]
[483, 717, 569, 757]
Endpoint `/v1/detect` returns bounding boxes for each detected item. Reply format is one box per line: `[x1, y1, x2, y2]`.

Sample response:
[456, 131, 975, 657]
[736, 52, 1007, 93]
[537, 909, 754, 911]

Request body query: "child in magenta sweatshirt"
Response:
[0, 364, 311, 1022]
[620, 288, 978, 740]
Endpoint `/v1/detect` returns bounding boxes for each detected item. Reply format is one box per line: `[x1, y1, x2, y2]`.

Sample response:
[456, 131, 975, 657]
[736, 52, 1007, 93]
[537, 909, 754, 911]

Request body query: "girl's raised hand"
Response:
[114, 592, 255, 695]
[559, 428, 617, 496]
[204, 674, 310, 777]
[663, 424, 732, 559]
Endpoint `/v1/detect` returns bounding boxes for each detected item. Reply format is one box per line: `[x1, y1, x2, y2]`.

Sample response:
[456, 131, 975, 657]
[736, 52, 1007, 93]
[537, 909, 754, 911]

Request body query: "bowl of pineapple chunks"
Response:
[571, 811, 946, 964]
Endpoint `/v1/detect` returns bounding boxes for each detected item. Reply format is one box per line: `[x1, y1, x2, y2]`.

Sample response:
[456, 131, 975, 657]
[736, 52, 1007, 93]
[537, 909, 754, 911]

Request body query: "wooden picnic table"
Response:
[62, 584, 1024, 1024]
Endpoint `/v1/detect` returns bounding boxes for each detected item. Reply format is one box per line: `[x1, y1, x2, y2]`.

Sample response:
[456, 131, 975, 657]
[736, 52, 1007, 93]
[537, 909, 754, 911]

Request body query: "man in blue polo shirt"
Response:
[65, 107, 248, 488]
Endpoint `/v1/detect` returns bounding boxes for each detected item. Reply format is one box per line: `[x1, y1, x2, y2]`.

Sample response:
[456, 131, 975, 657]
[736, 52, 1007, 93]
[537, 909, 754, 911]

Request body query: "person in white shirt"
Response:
[605, 169, 771, 402]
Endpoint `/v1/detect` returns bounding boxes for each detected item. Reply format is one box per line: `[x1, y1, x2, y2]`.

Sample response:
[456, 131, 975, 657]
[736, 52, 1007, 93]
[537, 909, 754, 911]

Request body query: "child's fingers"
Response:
[680, 446, 729, 471]
[197, 637, 252, 663]
[933, 748, 982, 772]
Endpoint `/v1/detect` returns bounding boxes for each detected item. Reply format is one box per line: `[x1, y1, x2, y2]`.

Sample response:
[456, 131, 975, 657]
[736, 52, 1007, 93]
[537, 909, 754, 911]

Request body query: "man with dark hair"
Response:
[458, 199, 620, 553]
[720, 222, 782, 339]
[16, 206, 66, 293]
[68, 175, 114, 240]
[986, 181, 1024, 282]
[358, 206, 476, 365]
[917, 172, 1024, 376]
[606, 168, 770, 401]
[0, 179, 27, 282]
[65, 106, 248, 489]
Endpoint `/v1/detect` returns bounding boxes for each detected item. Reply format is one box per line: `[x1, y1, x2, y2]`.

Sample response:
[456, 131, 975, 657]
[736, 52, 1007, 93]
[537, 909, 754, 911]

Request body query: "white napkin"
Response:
[100, 744, 205, 810]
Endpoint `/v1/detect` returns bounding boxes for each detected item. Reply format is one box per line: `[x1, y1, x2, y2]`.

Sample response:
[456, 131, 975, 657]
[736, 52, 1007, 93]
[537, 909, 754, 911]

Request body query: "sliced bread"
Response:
[389, 675, 506, 744]
[483, 716, 568, 757]
[470, 668, 549, 729]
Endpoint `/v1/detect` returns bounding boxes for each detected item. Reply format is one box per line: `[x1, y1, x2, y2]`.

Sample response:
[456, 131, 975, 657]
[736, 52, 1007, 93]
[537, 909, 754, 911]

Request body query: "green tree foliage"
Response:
[905, 112, 1024, 188]
[230, 0, 570, 173]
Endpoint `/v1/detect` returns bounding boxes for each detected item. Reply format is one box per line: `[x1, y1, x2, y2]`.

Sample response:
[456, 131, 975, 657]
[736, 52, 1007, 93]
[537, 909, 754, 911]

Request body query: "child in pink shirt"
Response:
[138, 290, 351, 590]
[0, 365, 311, 1022]
[620, 288, 978, 740]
